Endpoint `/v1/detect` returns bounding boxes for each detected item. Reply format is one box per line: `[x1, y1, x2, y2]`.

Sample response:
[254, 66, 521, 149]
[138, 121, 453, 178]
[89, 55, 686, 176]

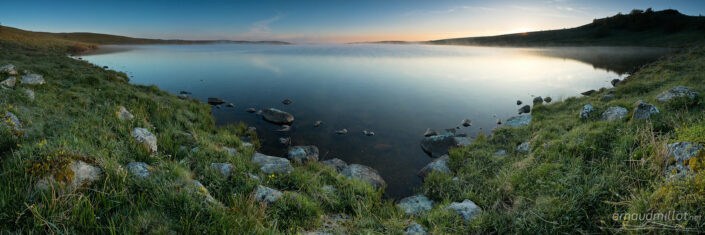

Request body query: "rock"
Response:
[20, 74, 45, 85]
[579, 104, 594, 120]
[602, 94, 615, 101]
[517, 141, 530, 153]
[505, 115, 531, 127]
[461, 119, 472, 127]
[601, 106, 628, 121]
[279, 137, 290, 145]
[322, 158, 348, 172]
[445, 199, 482, 220]
[532, 96, 543, 105]
[544, 97, 552, 103]
[277, 125, 291, 132]
[247, 126, 257, 132]
[207, 97, 226, 105]
[335, 128, 348, 135]
[35, 160, 102, 192]
[126, 162, 152, 179]
[454, 136, 472, 146]
[177, 94, 190, 100]
[632, 100, 659, 120]
[210, 163, 234, 177]
[282, 99, 292, 105]
[215, 105, 222, 109]
[518, 105, 531, 114]
[191, 180, 218, 204]
[24, 89, 35, 101]
[362, 130, 375, 136]
[516, 100, 522, 105]
[254, 185, 283, 204]
[418, 155, 450, 178]
[132, 128, 157, 153]
[611, 79, 621, 87]
[665, 142, 704, 178]
[4, 111, 22, 132]
[342, 164, 386, 189]
[252, 152, 293, 174]
[421, 133, 457, 158]
[656, 86, 699, 102]
[314, 120, 323, 127]
[423, 128, 439, 137]
[287, 145, 319, 163]
[242, 142, 253, 147]
[226, 103, 234, 108]
[261, 108, 294, 124]
[1, 77, 16, 88]
[496, 119, 502, 125]
[397, 195, 434, 215]
[117, 106, 134, 120]
[178, 90, 192, 95]
[0, 64, 18, 75]
[405, 223, 427, 235]
[493, 149, 507, 156]
[307, 214, 351, 234]
[581, 90, 596, 96]
[255, 109, 263, 115]
[246, 108, 256, 113]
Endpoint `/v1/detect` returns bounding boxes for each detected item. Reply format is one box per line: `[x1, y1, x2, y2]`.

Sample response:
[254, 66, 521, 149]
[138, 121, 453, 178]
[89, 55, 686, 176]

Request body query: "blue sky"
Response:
[2, 0, 704, 43]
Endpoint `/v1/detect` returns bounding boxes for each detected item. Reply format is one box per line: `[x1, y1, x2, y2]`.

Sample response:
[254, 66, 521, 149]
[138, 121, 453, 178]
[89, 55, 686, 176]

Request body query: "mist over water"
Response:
[81, 44, 668, 198]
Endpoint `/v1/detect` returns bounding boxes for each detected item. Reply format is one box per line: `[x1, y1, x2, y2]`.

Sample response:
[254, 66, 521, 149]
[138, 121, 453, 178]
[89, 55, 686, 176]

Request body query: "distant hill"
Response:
[429, 9, 705, 47]
[0, 25, 290, 53]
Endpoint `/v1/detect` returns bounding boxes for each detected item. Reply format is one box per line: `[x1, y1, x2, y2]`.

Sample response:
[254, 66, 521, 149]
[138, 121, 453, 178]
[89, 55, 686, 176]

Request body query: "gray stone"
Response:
[533, 96, 543, 105]
[242, 142, 253, 147]
[322, 158, 348, 172]
[656, 86, 699, 102]
[279, 137, 290, 145]
[493, 149, 507, 156]
[222, 147, 237, 156]
[632, 100, 659, 120]
[362, 130, 375, 136]
[342, 164, 386, 189]
[117, 106, 134, 120]
[445, 199, 482, 220]
[126, 162, 152, 178]
[207, 97, 226, 105]
[397, 195, 434, 215]
[24, 89, 35, 101]
[35, 160, 102, 192]
[454, 136, 472, 147]
[544, 97, 552, 103]
[518, 105, 531, 114]
[423, 128, 439, 137]
[252, 152, 293, 174]
[210, 163, 234, 177]
[602, 94, 615, 101]
[277, 125, 291, 132]
[461, 119, 472, 127]
[261, 108, 294, 124]
[254, 185, 283, 204]
[1, 77, 16, 88]
[282, 99, 292, 105]
[421, 133, 457, 158]
[191, 180, 218, 204]
[505, 115, 531, 127]
[611, 79, 621, 87]
[20, 74, 45, 85]
[287, 145, 320, 163]
[418, 155, 450, 178]
[335, 128, 348, 135]
[132, 128, 157, 153]
[405, 223, 427, 235]
[4, 111, 22, 132]
[517, 141, 530, 153]
[601, 106, 628, 121]
[314, 120, 323, 127]
[246, 108, 256, 113]
[580, 104, 594, 120]
[516, 100, 522, 105]
[0, 64, 17, 75]
[581, 90, 596, 96]
[665, 142, 704, 178]
[247, 126, 257, 132]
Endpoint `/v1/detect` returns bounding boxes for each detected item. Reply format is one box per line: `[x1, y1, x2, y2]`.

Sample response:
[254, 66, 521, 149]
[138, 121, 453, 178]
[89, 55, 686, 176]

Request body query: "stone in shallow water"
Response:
[207, 97, 226, 105]
[322, 158, 348, 172]
[252, 152, 293, 174]
[287, 145, 319, 163]
[461, 119, 472, 127]
[533, 96, 543, 104]
[423, 128, 439, 137]
[397, 194, 434, 215]
[518, 105, 531, 114]
[600, 106, 628, 121]
[445, 199, 482, 220]
[418, 155, 450, 178]
[420, 133, 457, 158]
[341, 164, 385, 189]
[261, 108, 294, 124]
[505, 115, 531, 127]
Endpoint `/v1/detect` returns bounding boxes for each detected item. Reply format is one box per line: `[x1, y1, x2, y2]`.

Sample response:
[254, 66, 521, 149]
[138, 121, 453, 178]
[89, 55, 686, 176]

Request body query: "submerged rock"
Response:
[247, 126, 257, 132]
[516, 100, 522, 105]
[246, 108, 257, 113]
[210, 163, 234, 178]
[423, 128, 439, 137]
[35, 160, 102, 192]
[656, 86, 699, 102]
[252, 152, 293, 174]
[518, 105, 531, 114]
[421, 133, 457, 158]
[254, 185, 283, 204]
[397, 195, 434, 215]
[277, 125, 291, 132]
[505, 115, 531, 127]
[262, 108, 294, 124]
[132, 128, 157, 153]
[362, 130, 375, 136]
[342, 164, 386, 189]
[665, 142, 703, 178]
[287, 145, 319, 163]
[226, 103, 235, 108]
[21, 73, 45, 85]
[314, 120, 323, 127]
[207, 97, 226, 105]
[461, 119, 472, 127]
[581, 90, 596, 96]
[601, 106, 628, 121]
[117, 106, 134, 120]
[282, 99, 292, 105]
[322, 158, 348, 172]
[579, 104, 594, 120]
[335, 128, 348, 135]
[126, 162, 152, 179]
[418, 155, 450, 178]
[632, 100, 659, 120]
[445, 199, 482, 220]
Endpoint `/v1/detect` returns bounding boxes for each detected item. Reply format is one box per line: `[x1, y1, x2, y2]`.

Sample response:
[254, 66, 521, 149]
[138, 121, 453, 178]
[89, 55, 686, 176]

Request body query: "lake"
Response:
[80, 44, 669, 198]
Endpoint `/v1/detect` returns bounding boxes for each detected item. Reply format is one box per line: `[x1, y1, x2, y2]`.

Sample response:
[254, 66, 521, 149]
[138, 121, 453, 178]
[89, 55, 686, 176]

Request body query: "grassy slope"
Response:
[1, 30, 705, 233]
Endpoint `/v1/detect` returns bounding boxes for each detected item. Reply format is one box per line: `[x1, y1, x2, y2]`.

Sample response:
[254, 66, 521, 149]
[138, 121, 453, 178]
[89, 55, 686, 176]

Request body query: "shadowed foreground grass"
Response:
[1, 36, 704, 233]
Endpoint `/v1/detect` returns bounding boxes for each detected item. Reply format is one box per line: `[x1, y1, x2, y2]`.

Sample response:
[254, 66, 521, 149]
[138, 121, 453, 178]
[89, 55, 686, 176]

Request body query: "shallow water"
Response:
[80, 44, 669, 198]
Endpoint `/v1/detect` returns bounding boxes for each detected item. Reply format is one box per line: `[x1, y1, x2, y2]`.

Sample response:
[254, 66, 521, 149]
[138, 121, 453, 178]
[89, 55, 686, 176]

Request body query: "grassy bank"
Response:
[1, 32, 705, 233]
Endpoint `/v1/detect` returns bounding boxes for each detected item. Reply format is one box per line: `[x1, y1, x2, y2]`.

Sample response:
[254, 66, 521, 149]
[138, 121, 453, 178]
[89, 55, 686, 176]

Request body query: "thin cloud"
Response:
[239, 14, 282, 40]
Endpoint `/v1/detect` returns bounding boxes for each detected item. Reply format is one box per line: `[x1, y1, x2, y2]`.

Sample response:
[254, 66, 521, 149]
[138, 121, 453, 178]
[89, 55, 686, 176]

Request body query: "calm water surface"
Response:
[81, 44, 669, 198]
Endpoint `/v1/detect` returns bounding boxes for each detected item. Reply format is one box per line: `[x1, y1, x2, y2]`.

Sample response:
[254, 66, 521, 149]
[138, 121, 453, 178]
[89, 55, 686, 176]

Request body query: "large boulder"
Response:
[35, 160, 102, 192]
[1, 77, 16, 88]
[656, 86, 699, 102]
[287, 145, 319, 163]
[261, 108, 294, 124]
[252, 152, 293, 174]
[632, 100, 659, 120]
[117, 106, 134, 120]
[341, 164, 386, 189]
[397, 195, 434, 215]
[322, 158, 348, 172]
[254, 185, 283, 204]
[445, 199, 482, 220]
[126, 162, 152, 178]
[665, 142, 704, 178]
[579, 104, 594, 120]
[505, 115, 531, 127]
[132, 128, 157, 153]
[600, 106, 628, 121]
[418, 155, 450, 178]
[21, 74, 45, 85]
[210, 163, 234, 178]
[0, 64, 18, 75]
[421, 133, 457, 158]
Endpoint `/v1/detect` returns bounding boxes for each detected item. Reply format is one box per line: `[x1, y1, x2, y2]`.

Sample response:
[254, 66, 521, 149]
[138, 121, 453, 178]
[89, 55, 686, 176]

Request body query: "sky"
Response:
[2, 0, 705, 43]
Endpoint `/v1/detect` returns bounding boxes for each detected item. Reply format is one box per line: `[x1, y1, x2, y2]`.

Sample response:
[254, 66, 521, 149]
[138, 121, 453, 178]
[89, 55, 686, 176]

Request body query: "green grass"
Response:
[2, 29, 705, 233]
